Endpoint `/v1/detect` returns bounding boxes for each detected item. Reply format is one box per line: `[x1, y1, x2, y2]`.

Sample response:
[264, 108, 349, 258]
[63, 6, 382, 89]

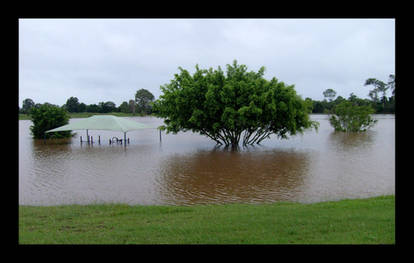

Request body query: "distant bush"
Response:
[329, 101, 377, 132]
[30, 104, 72, 139]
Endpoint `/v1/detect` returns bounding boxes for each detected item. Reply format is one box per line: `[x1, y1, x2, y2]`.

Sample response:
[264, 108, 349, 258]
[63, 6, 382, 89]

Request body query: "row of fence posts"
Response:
[80, 129, 162, 146]
[44, 129, 162, 146]
[80, 135, 101, 145]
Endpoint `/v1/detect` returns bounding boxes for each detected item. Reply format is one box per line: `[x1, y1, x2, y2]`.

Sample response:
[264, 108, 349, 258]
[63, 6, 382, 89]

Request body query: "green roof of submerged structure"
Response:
[46, 115, 153, 133]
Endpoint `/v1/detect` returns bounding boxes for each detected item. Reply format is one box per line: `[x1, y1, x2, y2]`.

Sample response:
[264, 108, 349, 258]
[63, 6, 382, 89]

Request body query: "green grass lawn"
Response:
[19, 195, 395, 244]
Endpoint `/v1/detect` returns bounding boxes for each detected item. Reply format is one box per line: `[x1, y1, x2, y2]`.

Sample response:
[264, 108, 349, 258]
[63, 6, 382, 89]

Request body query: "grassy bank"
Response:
[19, 195, 394, 244]
[19, 112, 151, 120]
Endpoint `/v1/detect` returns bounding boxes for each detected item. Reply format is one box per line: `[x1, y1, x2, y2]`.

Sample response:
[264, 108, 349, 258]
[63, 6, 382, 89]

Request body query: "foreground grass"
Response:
[19, 195, 394, 244]
[19, 112, 151, 120]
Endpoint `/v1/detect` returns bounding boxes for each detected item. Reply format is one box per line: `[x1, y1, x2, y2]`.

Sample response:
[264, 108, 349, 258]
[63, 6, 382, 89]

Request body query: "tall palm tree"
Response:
[388, 74, 395, 96]
[365, 78, 388, 108]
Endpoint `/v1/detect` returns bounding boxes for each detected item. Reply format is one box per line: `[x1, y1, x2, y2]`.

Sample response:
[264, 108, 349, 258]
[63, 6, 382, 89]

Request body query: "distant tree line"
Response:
[306, 74, 395, 114]
[19, 88, 156, 115]
[19, 75, 395, 117]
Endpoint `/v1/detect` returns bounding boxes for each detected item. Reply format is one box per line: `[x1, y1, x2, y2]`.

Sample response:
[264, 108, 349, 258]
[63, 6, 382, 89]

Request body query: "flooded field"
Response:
[19, 115, 395, 206]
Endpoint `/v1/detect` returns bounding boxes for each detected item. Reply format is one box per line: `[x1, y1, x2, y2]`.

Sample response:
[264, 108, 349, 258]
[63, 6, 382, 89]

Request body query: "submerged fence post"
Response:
[159, 129, 162, 142]
[86, 129, 89, 144]
[98, 135, 100, 144]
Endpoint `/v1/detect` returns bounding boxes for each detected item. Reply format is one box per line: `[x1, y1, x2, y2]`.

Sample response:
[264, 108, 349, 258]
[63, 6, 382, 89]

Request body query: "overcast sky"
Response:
[19, 18, 395, 108]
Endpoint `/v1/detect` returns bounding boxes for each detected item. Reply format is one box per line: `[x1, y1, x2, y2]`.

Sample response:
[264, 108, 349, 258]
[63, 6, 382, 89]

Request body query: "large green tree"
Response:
[135, 89, 155, 114]
[154, 60, 318, 148]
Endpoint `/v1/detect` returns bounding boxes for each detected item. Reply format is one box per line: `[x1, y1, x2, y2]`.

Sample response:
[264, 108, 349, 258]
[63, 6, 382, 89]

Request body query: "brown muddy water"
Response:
[19, 115, 395, 206]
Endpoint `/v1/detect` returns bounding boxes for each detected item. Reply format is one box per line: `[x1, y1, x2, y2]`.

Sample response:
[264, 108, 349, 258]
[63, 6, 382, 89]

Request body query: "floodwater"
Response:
[19, 115, 395, 206]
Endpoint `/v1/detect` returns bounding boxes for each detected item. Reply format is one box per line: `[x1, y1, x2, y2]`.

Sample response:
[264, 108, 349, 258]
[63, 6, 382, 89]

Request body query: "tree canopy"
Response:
[329, 101, 377, 132]
[135, 89, 155, 114]
[30, 104, 72, 139]
[22, 98, 35, 114]
[154, 60, 319, 148]
[119, 101, 130, 113]
[305, 74, 395, 115]
[323, 88, 337, 102]
[388, 74, 395, 95]
[65, 97, 80, 113]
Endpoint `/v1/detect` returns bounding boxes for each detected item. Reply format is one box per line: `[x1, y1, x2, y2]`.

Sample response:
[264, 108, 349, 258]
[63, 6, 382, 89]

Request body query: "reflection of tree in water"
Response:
[157, 149, 310, 205]
[328, 131, 375, 151]
[32, 138, 72, 159]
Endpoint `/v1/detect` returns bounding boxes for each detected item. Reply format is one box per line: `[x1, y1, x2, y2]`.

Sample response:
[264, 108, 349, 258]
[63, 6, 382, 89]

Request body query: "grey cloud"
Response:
[19, 18, 395, 107]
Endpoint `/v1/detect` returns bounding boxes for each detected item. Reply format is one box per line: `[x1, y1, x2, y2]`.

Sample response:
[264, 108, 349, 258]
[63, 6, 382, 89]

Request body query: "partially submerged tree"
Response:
[30, 104, 72, 139]
[329, 101, 377, 132]
[154, 60, 319, 148]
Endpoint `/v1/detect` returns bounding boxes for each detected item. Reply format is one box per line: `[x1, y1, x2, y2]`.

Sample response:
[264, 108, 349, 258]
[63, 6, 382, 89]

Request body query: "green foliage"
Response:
[309, 93, 394, 114]
[65, 97, 80, 113]
[98, 101, 117, 113]
[323, 88, 337, 102]
[22, 98, 35, 114]
[129, 100, 136, 114]
[364, 77, 394, 111]
[135, 89, 155, 114]
[118, 101, 130, 113]
[86, 104, 100, 113]
[154, 60, 318, 148]
[329, 101, 377, 132]
[308, 74, 395, 114]
[365, 78, 388, 101]
[388, 74, 395, 95]
[78, 103, 86, 113]
[29, 104, 72, 139]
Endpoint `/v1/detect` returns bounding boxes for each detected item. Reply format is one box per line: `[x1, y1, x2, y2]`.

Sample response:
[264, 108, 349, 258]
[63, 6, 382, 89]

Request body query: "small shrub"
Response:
[30, 104, 72, 139]
[329, 101, 377, 132]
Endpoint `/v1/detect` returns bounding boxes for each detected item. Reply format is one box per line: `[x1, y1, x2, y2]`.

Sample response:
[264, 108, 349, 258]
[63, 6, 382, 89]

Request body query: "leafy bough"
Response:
[154, 61, 319, 149]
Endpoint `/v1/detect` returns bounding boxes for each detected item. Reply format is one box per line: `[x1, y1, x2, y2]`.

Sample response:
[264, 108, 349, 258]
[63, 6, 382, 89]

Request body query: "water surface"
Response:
[19, 115, 395, 206]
